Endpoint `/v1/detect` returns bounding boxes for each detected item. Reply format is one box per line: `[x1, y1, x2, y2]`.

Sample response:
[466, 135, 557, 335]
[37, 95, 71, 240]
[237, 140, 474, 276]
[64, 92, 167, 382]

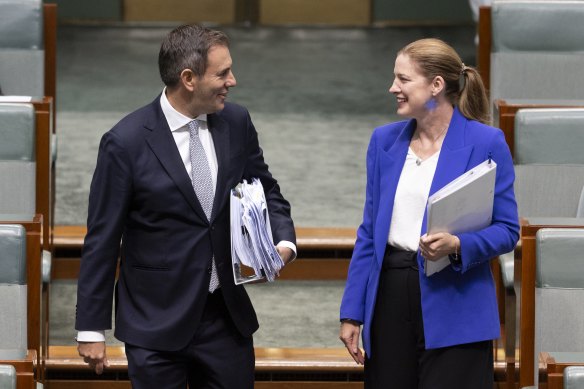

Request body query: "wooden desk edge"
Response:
[55, 226, 357, 250]
[46, 346, 362, 372]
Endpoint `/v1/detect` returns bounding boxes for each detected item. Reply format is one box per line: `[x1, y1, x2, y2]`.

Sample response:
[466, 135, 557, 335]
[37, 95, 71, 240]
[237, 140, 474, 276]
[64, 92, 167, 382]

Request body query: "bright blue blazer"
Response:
[340, 108, 519, 355]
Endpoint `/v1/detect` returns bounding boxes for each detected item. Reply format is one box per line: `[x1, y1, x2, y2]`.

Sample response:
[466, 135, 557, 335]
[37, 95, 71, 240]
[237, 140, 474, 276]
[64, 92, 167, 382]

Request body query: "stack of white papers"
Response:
[230, 178, 284, 284]
[425, 159, 497, 276]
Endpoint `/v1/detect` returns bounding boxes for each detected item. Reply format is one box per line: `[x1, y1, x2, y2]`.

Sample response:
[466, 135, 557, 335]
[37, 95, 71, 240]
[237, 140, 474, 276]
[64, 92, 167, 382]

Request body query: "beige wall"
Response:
[260, 0, 371, 26]
[51, 0, 471, 25]
[124, 0, 239, 23]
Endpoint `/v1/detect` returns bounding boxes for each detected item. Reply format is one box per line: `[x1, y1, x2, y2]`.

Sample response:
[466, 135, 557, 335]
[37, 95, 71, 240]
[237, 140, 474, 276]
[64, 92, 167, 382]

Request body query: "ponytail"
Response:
[458, 65, 490, 124]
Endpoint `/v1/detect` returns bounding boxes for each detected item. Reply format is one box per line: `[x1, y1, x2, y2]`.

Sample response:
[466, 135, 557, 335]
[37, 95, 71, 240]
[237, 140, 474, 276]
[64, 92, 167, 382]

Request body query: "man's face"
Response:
[191, 45, 237, 114]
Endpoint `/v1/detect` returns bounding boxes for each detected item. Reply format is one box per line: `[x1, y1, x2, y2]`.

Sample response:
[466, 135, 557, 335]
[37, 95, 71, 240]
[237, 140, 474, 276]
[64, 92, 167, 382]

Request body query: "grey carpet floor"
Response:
[51, 24, 475, 347]
[55, 25, 475, 227]
[50, 280, 346, 348]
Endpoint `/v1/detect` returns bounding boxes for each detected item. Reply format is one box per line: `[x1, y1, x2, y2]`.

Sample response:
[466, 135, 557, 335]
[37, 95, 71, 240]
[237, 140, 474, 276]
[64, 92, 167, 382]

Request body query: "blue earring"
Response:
[425, 96, 437, 110]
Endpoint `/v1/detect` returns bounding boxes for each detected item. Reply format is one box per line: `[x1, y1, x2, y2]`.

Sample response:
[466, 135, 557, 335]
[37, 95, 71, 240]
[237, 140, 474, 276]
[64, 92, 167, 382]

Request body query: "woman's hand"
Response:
[419, 232, 459, 261]
[339, 321, 365, 365]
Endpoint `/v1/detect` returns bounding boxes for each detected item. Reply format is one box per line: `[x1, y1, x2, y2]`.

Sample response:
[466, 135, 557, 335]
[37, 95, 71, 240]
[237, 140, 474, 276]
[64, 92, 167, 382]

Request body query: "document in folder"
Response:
[230, 178, 284, 285]
[425, 159, 497, 276]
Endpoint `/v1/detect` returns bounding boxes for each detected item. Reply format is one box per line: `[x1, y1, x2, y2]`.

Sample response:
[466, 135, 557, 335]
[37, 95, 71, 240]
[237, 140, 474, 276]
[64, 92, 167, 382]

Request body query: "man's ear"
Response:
[180, 69, 197, 92]
[431, 75, 445, 96]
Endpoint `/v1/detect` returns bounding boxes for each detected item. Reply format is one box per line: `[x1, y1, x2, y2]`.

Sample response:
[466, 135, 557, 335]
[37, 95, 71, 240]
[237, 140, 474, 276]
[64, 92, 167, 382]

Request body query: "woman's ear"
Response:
[431, 75, 445, 96]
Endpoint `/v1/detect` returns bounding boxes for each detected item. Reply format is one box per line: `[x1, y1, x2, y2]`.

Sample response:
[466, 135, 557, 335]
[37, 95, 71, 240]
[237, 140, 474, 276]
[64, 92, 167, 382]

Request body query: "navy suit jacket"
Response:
[76, 97, 296, 351]
[340, 108, 519, 354]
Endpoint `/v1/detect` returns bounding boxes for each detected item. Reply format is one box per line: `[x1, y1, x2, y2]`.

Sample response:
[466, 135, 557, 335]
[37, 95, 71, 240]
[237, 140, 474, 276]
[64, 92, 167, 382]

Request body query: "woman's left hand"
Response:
[419, 233, 459, 261]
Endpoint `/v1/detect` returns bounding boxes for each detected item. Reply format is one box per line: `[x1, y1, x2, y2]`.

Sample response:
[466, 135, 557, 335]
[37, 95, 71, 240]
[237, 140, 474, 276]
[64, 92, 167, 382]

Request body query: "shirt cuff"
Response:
[276, 240, 297, 262]
[76, 330, 106, 342]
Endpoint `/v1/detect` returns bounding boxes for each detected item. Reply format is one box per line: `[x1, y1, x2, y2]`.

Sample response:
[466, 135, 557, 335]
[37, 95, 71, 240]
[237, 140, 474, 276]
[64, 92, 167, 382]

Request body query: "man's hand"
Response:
[419, 233, 459, 261]
[339, 321, 365, 365]
[78, 341, 109, 374]
[276, 246, 295, 265]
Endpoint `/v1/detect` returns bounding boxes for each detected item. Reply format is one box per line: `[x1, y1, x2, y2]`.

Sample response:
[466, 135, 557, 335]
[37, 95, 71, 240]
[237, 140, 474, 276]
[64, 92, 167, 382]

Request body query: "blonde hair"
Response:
[398, 38, 489, 124]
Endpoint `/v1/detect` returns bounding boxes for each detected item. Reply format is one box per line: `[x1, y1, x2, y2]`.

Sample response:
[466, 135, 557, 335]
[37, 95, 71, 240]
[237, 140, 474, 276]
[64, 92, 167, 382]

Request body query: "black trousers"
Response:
[125, 290, 255, 389]
[365, 246, 493, 389]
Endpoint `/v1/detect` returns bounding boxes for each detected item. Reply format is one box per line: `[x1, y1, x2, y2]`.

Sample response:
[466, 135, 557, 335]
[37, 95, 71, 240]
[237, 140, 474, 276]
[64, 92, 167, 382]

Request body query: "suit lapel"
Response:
[375, 120, 416, 266]
[208, 112, 230, 223]
[144, 100, 209, 221]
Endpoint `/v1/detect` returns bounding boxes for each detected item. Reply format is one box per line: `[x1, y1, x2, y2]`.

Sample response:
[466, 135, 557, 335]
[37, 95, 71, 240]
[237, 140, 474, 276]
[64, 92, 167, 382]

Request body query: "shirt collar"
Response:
[160, 88, 207, 132]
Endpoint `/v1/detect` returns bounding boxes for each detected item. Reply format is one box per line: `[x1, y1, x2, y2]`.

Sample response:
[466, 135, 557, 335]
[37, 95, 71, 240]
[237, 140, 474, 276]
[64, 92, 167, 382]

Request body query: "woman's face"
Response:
[389, 54, 434, 119]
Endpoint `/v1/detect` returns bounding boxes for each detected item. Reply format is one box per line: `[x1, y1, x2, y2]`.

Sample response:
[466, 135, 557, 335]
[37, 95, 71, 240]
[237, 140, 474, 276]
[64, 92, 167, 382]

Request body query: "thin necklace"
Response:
[413, 126, 448, 166]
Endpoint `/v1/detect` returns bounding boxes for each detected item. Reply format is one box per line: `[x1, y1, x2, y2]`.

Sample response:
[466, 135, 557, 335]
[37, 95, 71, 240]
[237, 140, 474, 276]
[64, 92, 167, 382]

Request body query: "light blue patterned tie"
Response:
[188, 119, 220, 292]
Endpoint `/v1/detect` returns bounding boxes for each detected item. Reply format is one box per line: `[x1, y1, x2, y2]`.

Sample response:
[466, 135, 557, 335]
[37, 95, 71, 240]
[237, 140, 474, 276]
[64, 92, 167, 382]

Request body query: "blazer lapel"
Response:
[375, 120, 416, 266]
[208, 112, 230, 223]
[144, 101, 209, 222]
[420, 108, 474, 234]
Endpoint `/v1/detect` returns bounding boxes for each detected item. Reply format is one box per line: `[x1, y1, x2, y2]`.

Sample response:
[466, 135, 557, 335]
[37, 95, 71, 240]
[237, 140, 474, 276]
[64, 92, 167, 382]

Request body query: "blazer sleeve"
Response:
[76, 130, 132, 330]
[456, 130, 520, 272]
[340, 129, 378, 322]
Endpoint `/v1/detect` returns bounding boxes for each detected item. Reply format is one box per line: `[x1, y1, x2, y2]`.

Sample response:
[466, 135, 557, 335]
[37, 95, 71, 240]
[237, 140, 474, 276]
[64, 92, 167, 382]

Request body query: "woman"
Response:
[339, 38, 519, 389]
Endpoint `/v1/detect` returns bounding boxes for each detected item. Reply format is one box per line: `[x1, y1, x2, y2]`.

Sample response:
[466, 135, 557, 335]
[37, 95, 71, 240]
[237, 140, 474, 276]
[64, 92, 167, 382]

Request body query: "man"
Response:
[76, 24, 296, 389]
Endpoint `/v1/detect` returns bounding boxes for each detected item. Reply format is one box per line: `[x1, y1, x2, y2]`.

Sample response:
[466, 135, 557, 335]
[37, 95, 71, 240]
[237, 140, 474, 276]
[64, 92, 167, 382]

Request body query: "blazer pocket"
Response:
[132, 264, 170, 271]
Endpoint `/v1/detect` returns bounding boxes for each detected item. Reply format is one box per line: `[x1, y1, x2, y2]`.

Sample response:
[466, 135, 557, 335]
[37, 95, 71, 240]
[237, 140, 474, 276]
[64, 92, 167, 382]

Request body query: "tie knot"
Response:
[188, 119, 200, 136]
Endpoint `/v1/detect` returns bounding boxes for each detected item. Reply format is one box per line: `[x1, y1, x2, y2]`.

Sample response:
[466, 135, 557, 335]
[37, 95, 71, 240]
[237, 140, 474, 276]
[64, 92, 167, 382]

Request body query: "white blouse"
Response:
[387, 147, 440, 251]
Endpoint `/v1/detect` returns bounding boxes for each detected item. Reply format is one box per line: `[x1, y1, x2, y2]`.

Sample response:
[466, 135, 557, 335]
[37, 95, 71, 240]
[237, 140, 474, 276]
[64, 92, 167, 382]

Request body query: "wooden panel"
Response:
[44, 4, 57, 105]
[255, 348, 361, 372]
[478, 6, 491, 101]
[53, 225, 86, 249]
[260, 0, 371, 26]
[124, 0, 238, 23]
[32, 98, 53, 252]
[255, 383, 363, 389]
[1, 350, 37, 389]
[542, 352, 584, 389]
[47, 346, 127, 371]
[43, 5, 58, 267]
[296, 227, 356, 251]
[53, 255, 350, 280]
[279, 259, 349, 280]
[46, 381, 362, 389]
[55, 226, 356, 251]
[46, 382, 130, 389]
[52, 258, 81, 280]
[53, 226, 355, 280]
[45, 347, 363, 388]
[47, 346, 361, 372]
[45, 347, 513, 386]
[493, 100, 517, 157]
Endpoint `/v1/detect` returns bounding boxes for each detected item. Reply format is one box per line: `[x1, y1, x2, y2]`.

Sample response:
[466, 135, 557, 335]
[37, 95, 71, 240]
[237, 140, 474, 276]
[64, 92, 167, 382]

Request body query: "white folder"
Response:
[425, 159, 497, 276]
